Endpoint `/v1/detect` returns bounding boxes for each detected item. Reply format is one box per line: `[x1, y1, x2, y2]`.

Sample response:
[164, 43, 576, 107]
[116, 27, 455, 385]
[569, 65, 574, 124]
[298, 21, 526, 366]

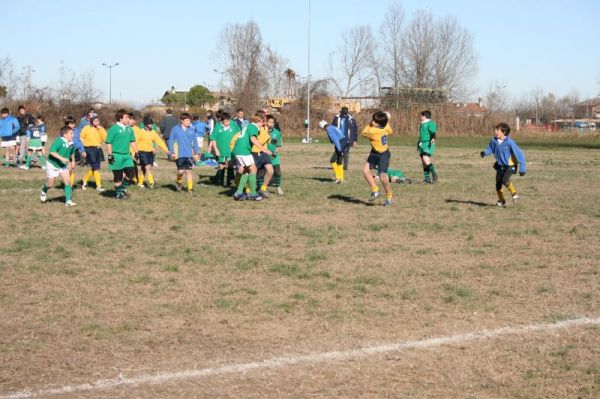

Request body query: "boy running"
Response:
[417, 110, 438, 183]
[135, 116, 169, 188]
[362, 111, 393, 206]
[318, 120, 348, 183]
[20, 115, 47, 170]
[480, 122, 526, 207]
[80, 115, 107, 191]
[168, 113, 200, 193]
[106, 110, 139, 199]
[40, 126, 77, 206]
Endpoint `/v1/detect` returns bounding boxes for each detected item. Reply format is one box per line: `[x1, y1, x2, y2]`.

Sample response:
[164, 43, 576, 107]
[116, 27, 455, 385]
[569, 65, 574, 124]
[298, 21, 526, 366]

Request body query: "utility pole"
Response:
[305, 0, 312, 144]
[102, 62, 119, 104]
[213, 69, 224, 94]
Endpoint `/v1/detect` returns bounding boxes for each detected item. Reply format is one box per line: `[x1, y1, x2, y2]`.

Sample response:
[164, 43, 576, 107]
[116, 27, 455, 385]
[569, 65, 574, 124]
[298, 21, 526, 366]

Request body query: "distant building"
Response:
[574, 97, 600, 118]
[452, 99, 488, 118]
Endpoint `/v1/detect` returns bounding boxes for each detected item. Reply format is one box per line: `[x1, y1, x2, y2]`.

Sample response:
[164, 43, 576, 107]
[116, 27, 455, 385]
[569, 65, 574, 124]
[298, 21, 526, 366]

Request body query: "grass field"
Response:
[1, 136, 599, 398]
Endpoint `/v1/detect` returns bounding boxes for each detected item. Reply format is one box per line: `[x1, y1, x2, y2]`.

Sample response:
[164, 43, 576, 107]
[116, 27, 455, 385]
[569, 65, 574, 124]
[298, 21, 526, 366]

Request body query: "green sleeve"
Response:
[49, 139, 61, 153]
[430, 121, 437, 134]
[128, 127, 136, 142]
[105, 127, 114, 144]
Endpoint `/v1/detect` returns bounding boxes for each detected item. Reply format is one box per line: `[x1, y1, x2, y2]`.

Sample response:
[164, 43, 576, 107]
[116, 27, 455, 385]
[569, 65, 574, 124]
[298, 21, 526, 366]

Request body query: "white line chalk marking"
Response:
[3, 317, 599, 398]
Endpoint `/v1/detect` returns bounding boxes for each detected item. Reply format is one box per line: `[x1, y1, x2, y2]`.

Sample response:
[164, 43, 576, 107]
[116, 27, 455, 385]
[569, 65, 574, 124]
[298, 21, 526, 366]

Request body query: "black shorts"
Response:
[175, 157, 194, 170]
[139, 151, 155, 166]
[1, 134, 18, 143]
[367, 150, 391, 174]
[84, 147, 104, 169]
[253, 152, 272, 169]
[74, 149, 83, 163]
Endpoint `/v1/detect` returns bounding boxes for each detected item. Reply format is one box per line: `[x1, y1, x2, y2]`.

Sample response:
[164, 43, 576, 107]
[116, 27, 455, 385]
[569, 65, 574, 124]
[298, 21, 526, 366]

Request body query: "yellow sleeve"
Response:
[230, 132, 240, 151]
[153, 131, 168, 153]
[383, 124, 393, 136]
[80, 126, 88, 145]
[361, 126, 374, 139]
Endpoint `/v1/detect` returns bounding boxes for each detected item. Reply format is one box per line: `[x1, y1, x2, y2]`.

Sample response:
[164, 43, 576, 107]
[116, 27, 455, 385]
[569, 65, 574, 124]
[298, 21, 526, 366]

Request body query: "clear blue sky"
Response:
[2, 0, 599, 105]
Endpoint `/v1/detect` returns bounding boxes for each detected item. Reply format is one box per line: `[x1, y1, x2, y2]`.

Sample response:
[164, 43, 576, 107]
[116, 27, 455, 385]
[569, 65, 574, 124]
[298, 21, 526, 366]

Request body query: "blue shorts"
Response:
[367, 150, 391, 174]
[84, 147, 104, 170]
[139, 151, 155, 166]
[175, 157, 194, 170]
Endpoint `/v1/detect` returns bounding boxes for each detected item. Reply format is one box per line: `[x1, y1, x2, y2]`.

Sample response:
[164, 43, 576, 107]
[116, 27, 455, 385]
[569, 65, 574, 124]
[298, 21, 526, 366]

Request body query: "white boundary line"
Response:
[2, 317, 599, 399]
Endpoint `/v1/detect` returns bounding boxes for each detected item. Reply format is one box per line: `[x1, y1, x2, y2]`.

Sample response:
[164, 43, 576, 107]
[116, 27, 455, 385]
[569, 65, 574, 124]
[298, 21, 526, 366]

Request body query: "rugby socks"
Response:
[273, 165, 282, 187]
[235, 173, 249, 194]
[42, 184, 49, 193]
[93, 171, 102, 188]
[339, 166, 345, 182]
[423, 165, 431, 182]
[216, 169, 225, 185]
[226, 167, 235, 185]
[176, 174, 182, 185]
[137, 173, 144, 186]
[497, 189, 505, 203]
[430, 164, 437, 178]
[39, 156, 46, 168]
[25, 155, 31, 168]
[115, 184, 125, 197]
[83, 170, 94, 185]
[507, 183, 517, 196]
[70, 172, 76, 186]
[248, 173, 258, 195]
[371, 185, 380, 193]
[331, 163, 338, 180]
[147, 173, 155, 186]
[64, 185, 72, 202]
[187, 178, 193, 191]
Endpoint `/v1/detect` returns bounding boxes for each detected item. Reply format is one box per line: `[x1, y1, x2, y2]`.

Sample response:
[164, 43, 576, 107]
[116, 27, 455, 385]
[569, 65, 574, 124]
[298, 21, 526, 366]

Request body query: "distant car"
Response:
[574, 121, 590, 128]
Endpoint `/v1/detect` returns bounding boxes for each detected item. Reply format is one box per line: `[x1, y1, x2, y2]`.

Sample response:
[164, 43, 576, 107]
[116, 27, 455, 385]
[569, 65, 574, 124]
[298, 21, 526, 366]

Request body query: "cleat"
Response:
[138, 184, 145, 189]
[496, 201, 506, 208]
[233, 192, 247, 201]
[512, 194, 519, 203]
[258, 190, 270, 198]
[176, 183, 183, 192]
[432, 173, 438, 183]
[65, 200, 77, 207]
[96, 187, 105, 192]
[40, 188, 47, 203]
[19, 165, 29, 170]
[368, 190, 380, 202]
[81, 183, 87, 190]
[248, 194, 263, 201]
[384, 199, 392, 206]
[149, 183, 157, 189]
[276, 186, 284, 196]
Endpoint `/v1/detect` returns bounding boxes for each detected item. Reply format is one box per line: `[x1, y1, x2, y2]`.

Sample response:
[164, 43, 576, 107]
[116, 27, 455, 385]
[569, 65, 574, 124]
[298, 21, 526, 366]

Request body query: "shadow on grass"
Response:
[445, 198, 494, 207]
[44, 195, 66, 203]
[312, 166, 333, 170]
[305, 176, 336, 183]
[99, 190, 117, 198]
[328, 194, 374, 206]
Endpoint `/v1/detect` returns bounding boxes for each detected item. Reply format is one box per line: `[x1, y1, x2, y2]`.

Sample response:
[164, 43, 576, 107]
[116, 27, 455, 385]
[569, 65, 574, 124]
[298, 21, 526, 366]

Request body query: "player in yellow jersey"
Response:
[361, 111, 393, 206]
[135, 116, 169, 188]
[80, 116, 107, 191]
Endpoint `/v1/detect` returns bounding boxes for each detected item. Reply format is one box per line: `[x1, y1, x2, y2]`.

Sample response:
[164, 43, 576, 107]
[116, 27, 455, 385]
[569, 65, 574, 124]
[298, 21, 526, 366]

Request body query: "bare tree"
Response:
[328, 25, 375, 97]
[0, 57, 22, 100]
[262, 46, 289, 98]
[431, 15, 478, 100]
[218, 20, 266, 111]
[379, 1, 405, 88]
[484, 82, 509, 113]
[401, 9, 436, 89]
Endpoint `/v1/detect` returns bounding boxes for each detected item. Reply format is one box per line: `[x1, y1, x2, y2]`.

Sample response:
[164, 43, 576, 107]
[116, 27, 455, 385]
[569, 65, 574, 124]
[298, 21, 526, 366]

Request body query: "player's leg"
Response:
[363, 160, 379, 201]
[60, 169, 75, 205]
[503, 167, 518, 202]
[234, 162, 249, 200]
[421, 154, 432, 183]
[259, 163, 274, 196]
[495, 169, 505, 206]
[186, 168, 193, 192]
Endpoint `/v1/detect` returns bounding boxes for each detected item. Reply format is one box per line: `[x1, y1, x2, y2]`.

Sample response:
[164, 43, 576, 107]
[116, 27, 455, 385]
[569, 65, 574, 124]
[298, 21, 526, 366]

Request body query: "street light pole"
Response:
[305, 0, 311, 144]
[102, 62, 119, 104]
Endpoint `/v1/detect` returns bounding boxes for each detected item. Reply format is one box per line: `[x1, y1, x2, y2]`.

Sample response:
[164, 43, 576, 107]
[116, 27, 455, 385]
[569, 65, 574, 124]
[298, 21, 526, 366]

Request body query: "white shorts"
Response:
[41, 134, 48, 144]
[196, 137, 204, 150]
[1, 140, 17, 148]
[235, 154, 255, 167]
[46, 162, 69, 179]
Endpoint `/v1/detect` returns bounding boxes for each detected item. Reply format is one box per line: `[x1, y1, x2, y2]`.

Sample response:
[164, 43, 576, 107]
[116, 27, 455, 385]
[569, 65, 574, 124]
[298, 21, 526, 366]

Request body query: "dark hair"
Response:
[221, 112, 231, 120]
[37, 115, 44, 122]
[255, 110, 265, 117]
[372, 111, 388, 128]
[266, 114, 275, 122]
[59, 126, 72, 136]
[18, 105, 25, 111]
[166, 108, 173, 114]
[115, 109, 127, 122]
[192, 115, 200, 121]
[64, 115, 76, 125]
[127, 112, 136, 119]
[0, 107, 8, 114]
[180, 112, 191, 121]
[236, 108, 244, 113]
[495, 122, 511, 135]
[215, 109, 223, 121]
[421, 110, 432, 119]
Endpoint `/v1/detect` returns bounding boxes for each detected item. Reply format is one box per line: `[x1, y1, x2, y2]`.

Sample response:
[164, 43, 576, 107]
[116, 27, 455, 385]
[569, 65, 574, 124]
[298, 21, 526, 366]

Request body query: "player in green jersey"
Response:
[40, 126, 77, 206]
[417, 110, 438, 183]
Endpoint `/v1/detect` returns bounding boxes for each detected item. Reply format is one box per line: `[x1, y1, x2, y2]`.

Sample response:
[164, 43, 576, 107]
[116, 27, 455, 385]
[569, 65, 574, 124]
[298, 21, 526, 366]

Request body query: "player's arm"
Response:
[153, 132, 169, 155]
[429, 123, 437, 144]
[250, 135, 272, 155]
[480, 140, 494, 158]
[510, 141, 526, 175]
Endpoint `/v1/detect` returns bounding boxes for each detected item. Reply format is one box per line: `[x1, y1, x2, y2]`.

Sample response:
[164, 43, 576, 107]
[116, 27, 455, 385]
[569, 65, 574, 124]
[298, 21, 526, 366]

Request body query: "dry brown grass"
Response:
[0, 138, 598, 397]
